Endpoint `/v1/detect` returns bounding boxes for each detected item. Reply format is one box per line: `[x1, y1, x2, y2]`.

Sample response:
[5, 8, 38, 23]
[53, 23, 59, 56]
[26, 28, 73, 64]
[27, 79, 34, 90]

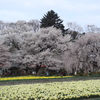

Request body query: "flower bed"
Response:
[0, 80, 100, 100]
[0, 75, 73, 81]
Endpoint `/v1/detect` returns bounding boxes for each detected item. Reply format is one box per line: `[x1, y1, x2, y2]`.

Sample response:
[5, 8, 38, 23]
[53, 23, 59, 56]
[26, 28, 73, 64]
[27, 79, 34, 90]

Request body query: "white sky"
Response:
[0, 0, 100, 28]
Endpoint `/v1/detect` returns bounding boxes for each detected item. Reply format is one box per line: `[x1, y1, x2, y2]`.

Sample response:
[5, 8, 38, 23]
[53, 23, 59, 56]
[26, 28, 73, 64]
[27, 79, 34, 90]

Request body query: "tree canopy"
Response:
[40, 10, 65, 33]
[0, 19, 100, 75]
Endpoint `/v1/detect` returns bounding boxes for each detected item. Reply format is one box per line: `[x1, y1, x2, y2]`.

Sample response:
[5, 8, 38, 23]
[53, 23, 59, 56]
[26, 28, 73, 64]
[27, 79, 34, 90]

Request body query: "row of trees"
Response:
[0, 19, 40, 35]
[0, 10, 100, 75]
[0, 26, 100, 74]
[40, 10, 100, 34]
[63, 33, 100, 74]
[0, 26, 70, 70]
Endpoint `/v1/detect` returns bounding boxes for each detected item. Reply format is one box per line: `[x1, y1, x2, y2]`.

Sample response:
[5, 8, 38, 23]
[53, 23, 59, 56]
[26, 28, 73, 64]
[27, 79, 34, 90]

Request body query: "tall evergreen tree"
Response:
[40, 10, 65, 33]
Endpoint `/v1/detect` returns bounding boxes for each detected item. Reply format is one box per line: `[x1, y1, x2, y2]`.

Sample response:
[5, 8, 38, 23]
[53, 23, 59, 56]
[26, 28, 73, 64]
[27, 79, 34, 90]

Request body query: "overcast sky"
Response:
[0, 0, 100, 28]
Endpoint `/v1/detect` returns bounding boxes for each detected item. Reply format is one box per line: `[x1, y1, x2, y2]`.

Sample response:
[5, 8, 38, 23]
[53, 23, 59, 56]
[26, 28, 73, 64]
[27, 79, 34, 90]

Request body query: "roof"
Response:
[0, 64, 3, 66]
[40, 65, 46, 67]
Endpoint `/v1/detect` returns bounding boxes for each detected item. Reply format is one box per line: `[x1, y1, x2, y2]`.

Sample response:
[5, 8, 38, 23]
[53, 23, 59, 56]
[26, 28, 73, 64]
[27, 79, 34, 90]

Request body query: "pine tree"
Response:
[40, 10, 65, 33]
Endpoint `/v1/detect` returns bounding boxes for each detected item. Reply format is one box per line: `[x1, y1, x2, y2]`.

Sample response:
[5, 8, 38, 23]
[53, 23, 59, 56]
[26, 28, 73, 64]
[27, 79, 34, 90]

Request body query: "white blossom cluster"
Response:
[63, 32, 100, 74]
[0, 20, 100, 74]
[0, 21, 70, 70]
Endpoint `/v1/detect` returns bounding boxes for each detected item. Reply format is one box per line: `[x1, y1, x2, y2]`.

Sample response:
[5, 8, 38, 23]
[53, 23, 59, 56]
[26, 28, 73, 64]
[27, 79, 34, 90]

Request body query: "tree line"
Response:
[0, 10, 100, 75]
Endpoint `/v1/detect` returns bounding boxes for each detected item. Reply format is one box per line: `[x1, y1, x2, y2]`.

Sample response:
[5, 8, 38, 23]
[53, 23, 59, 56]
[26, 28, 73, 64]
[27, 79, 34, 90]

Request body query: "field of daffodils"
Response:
[0, 75, 73, 81]
[0, 79, 100, 100]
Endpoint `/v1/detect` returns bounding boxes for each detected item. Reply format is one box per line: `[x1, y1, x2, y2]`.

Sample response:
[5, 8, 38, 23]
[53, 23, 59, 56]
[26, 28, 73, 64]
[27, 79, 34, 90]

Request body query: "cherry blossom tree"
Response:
[0, 38, 11, 70]
[0, 20, 40, 35]
[1, 20, 100, 76]
[22, 27, 71, 69]
[63, 32, 100, 74]
[28, 19, 40, 32]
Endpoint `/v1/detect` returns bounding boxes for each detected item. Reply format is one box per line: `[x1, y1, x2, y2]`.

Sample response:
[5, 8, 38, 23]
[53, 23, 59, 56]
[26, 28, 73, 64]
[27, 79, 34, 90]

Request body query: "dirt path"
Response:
[0, 76, 100, 86]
